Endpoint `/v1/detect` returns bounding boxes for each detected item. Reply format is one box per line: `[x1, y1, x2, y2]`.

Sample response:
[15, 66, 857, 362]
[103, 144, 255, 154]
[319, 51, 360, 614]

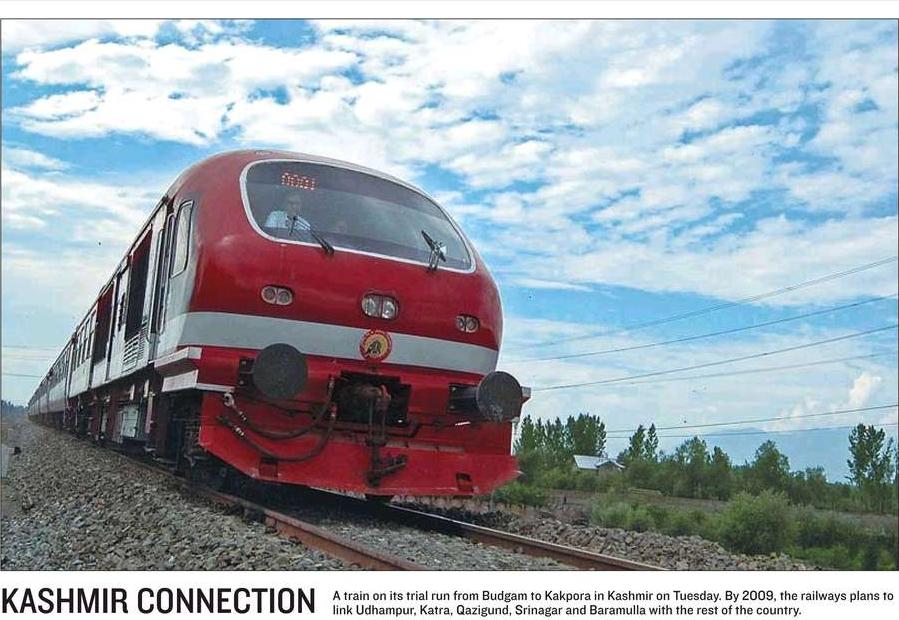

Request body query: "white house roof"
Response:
[574, 454, 625, 470]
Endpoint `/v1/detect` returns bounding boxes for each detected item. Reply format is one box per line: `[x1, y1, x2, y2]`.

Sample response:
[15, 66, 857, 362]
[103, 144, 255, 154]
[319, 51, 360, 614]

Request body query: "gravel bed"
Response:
[286, 506, 571, 570]
[1, 423, 347, 570]
[508, 516, 811, 570]
[401, 503, 813, 570]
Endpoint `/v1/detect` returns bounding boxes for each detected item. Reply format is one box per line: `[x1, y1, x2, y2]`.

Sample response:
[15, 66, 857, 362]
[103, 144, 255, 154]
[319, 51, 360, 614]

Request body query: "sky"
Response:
[1, 19, 897, 480]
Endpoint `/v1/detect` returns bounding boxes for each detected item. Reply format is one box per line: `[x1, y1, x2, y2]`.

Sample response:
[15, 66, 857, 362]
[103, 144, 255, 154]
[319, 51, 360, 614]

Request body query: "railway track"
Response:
[96, 439, 660, 571]
[370, 503, 658, 570]
[195, 487, 426, 570]
[122, 455, 424, 570]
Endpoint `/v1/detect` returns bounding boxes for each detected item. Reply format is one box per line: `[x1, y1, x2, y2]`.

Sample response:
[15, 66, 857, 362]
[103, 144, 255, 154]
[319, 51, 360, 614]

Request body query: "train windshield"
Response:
[243, 162, 472, 270]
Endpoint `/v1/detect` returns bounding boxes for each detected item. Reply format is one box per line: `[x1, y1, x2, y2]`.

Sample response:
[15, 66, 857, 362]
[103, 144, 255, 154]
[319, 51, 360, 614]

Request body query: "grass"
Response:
[586, 491, 897, 569]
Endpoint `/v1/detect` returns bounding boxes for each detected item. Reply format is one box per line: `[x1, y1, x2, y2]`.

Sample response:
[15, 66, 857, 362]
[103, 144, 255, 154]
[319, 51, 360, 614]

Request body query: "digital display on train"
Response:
[280, 172, 316, 190]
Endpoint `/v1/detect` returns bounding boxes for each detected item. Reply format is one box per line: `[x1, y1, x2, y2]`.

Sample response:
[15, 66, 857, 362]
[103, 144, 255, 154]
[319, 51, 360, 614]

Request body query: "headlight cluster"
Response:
[456, 314, 480, 333]
[261, 285, 294, 305]
[361, 294, 399, 320]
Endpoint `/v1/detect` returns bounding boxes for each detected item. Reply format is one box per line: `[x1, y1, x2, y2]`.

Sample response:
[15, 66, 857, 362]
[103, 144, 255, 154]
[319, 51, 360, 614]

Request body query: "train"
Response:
[26, 150, 527, 497]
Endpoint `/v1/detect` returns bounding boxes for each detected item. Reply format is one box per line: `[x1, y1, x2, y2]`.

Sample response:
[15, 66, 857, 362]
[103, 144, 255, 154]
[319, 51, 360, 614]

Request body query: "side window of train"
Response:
[170, 201, 193, 278]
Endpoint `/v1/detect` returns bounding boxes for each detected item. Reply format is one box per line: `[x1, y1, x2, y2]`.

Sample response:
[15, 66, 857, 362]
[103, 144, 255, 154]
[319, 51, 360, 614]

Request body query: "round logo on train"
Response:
[359, 329, 392, 362]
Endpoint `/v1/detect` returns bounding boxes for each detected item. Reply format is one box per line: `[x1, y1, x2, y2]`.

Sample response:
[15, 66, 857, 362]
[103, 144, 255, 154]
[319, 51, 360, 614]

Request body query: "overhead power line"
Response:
[3, 351, 58, 362]
[604, 403, 898, 436]
[632, 421, 897, 441]
[533, 324, 898, 392]
[1, 344, 62, 350]
[509, 293, 897, 363]
[2, 372, 44, 378]
[595, 351, 897, 387]
[518, 255, 898, 350]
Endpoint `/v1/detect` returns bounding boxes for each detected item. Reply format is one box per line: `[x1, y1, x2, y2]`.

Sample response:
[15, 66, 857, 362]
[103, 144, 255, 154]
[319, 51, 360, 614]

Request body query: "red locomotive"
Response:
[27, 150, 527, 497]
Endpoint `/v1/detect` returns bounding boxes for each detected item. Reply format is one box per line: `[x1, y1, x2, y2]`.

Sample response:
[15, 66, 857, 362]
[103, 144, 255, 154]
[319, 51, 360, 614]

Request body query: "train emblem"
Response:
[359, 329, 392, 362]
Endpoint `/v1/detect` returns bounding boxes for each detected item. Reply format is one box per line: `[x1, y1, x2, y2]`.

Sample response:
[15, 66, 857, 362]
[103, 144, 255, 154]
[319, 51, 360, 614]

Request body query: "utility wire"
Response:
[533, 324, 898, 392]
[1, 345, 62, 350]
[632, 422, 896, 440]
[604, 403, 898, 436]
[516, 255, 898, 350]
[508, 293, 897, 363]
[2, 372, 44, 378]
[592, 351, 897, 387]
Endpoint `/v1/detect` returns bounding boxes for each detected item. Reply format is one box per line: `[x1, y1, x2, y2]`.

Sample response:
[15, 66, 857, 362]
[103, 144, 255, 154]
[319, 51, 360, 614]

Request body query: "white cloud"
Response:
[519, 215, 898, 306]
[0, 20, 164, 53]
[4, 20, 897, 307]
[1, 145, 69, 170]
[1, 164, 159, 240]
[846, 371, 883, 409]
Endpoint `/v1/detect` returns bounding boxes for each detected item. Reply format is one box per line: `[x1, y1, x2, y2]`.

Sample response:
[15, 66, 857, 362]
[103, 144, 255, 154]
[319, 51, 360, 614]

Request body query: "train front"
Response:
[187, 153, 525, 497]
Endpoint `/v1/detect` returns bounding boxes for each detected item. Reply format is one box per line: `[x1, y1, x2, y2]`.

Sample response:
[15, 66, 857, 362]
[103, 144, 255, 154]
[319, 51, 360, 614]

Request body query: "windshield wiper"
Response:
[289, 215, 334, 256]
[421, 229, 447, 272]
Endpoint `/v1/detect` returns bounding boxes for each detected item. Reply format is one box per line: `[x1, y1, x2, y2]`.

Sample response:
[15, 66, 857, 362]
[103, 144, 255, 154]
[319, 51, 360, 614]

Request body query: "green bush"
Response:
[794, 509, 857, 548]
[538, 467, 579, 490]
[628, 506, 655, 532]
[792, 545, 855, 570]
[717, 491, 791, 555]
[493, 481, 547, 507]
[574, 471, 608, 493]
[590, 501, 633, 529]
[645, 505, 671, 531]
[663, 509, 698, 537]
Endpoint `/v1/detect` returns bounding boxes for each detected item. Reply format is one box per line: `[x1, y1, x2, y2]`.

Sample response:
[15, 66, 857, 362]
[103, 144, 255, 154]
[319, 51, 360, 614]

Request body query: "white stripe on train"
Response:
[162, 311, 499, 376]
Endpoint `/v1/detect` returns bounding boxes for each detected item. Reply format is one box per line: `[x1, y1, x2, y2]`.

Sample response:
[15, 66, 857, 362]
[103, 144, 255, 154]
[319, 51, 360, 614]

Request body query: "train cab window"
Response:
[171, 201, 193, 277]
[243, 162, 472, 271]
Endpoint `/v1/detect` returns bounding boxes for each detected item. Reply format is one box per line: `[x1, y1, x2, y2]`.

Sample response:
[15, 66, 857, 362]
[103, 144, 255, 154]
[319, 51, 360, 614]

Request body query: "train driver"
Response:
[265, 192, 312, 233]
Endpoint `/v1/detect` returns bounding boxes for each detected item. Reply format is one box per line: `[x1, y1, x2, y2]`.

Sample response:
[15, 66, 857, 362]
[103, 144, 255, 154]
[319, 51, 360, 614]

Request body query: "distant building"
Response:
[574, 454, 625, 473]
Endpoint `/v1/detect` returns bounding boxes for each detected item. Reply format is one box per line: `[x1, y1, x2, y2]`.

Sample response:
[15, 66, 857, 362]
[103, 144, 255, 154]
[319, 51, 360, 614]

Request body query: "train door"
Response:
[121, 232, 152, 374]
[148, 202, 174, 361]
[106, 263, 130, 381]
[90, 284, 115, 389]
[154, 198, 194, 356]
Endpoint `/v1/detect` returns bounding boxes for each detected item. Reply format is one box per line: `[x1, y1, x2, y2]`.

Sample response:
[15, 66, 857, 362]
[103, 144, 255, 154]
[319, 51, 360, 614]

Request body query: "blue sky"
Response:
[1, 19, 896, 479]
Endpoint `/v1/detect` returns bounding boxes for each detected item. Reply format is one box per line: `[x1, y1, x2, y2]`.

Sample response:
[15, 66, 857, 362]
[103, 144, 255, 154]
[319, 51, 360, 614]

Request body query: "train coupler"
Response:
[366, 452, 408, 488]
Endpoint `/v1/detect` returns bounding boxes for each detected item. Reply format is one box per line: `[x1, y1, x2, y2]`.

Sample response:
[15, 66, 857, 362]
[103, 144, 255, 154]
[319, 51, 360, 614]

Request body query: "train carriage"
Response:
[27, 150, 526, 497]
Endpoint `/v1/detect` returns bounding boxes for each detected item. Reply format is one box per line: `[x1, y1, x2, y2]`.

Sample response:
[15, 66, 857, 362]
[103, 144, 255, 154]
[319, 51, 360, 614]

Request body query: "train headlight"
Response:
[361, 295, 380, 317]
[262, 285, 294, 305]
[361, 294, 398, 320]
[276, 288, 293, 305]
[380, 297, 398, 320]
[456, 314, 480, 333]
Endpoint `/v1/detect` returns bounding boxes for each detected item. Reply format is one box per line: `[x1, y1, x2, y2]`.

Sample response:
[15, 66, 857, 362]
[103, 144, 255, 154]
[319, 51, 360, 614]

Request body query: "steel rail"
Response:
[114, 451, 427, 570]
[194, 487, 427, 571]
[369, 503, 660, 571]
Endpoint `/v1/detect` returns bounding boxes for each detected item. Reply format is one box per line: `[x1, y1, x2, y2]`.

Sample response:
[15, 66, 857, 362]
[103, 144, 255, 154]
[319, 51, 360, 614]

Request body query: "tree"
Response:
[621, 425, 646, 465]
[643, 424, 659, 462]
[745, 440, 790, 494]
[566, 413, 606, 457]
[673, 436, 711, 498]
[513, 415, 538, 454]
[707, 446, 734, 500]
[513, 416, 540, 481]
[848, 424, 897, 513]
